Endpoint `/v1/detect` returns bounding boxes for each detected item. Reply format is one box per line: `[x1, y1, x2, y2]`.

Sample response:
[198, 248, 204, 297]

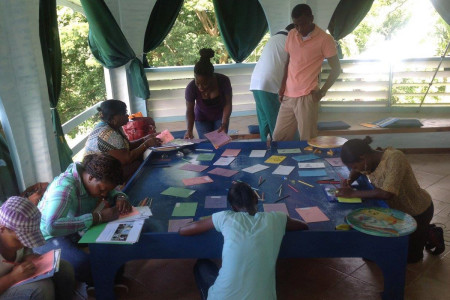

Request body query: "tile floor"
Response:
[87, 114, 450, 300]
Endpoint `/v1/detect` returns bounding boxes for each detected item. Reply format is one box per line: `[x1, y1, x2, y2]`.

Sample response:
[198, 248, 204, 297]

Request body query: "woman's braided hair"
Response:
[82, 154, 124, 185]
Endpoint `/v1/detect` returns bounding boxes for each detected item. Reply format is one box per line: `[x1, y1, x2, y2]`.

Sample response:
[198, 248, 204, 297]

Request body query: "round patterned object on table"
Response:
[308, 136, 347, 149]
[346, 207, 417, 237]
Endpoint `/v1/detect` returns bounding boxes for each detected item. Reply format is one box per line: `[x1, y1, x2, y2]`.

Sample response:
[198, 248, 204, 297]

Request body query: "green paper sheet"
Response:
[172, 202, 198, 217]
[78, 223, 107, 243]
[161, 187, 196, 198]
[197, 153, 215, 161]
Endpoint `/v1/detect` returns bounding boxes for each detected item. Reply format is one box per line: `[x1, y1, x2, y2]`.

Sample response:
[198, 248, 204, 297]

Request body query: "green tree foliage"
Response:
[146, 0, 231, 66]
[145, 0, 267, 67]
[57, 6, 105, 136]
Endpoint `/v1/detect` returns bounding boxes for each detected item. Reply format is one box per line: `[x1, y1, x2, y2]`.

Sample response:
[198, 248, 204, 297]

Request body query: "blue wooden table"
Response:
[89, 141, 408, 300]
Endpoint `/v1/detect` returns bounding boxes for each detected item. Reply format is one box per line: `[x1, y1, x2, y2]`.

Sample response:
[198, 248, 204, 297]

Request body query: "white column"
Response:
[0, 0, 61, 190]
[103, 0, 157, 115]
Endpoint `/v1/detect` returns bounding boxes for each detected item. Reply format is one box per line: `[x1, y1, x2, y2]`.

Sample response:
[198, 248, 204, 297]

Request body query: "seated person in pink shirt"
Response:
[184, 48, 233, 139]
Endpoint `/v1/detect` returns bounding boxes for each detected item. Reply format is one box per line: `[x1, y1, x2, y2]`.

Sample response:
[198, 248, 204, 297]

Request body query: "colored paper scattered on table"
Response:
[263, 203, 289, 215]
[207, 168, 239, 177]
[249, 150, 267, 157]
[179, 163, 209, 172]
[156, 129, 175, 144]
[265, 155, 286, 164]
[298, 169, 328, 177]
[292, 154, 320, 162]
[204, 196, 227, 208]
[197, 153, 215, 161]
[272, 165, 295, 175]
[213, 157, 235, 166]
[297, 162, 325, 169]
[222, 149, 241, 157]
[324, 157, 345, 167]
[161, 187, 196, 198]
[168, 218, 193, 232]
[295, 206, 329, 223]
[172, 202, 198, 216]
[204, 130, 232, 149]
[242, 164, 270, 173]
[277, 148, 302, 154]
[182, 176, 214, 186]
[337, 197, 362, 203]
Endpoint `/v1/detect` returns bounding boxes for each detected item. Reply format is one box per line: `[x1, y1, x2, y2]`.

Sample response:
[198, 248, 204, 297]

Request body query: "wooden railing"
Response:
[64, 57, 450, 157]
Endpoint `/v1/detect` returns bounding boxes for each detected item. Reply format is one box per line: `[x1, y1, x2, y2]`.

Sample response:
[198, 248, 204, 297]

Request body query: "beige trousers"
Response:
[272, 94, 319, 141]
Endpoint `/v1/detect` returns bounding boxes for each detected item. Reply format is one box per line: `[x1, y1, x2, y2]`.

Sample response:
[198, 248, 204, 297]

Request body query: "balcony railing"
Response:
[63, 57, 450, 157]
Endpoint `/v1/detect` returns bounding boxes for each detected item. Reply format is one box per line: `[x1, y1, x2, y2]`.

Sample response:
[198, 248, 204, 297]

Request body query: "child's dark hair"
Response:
[227, 182, 257, 211]
[340, 136, 374, 164]
[82, 154, 124, 185]
[194, 48, 215, 77]
[97, 99, 127, 122]
[291, 4, 312, 18]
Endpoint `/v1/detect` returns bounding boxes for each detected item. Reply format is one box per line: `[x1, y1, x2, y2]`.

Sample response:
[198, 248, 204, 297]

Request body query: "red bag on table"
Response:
[122, 117, 156, 141]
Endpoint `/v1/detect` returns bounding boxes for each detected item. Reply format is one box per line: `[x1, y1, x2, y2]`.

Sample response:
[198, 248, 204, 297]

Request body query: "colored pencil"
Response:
[149, 198, 153, 208]
[297, 180, 314, 188]
[287, 184, 299, 193]
[258, 178, 266, 186]
[196, 149, 213, 152]
[276, 184, 282, 194]
[254, 190, 261, 199]
[275, 195, 290, 203]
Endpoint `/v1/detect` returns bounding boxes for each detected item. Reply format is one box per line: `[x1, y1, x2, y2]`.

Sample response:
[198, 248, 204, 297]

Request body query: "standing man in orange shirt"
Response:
[273, 4, 341, 141]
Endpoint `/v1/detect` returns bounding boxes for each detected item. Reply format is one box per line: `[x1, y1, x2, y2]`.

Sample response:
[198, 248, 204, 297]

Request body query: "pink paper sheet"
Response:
[156, 129, 175, 144]
[207, 168, 239, 177]
[295, 206, 330, 223]
[179, 163, 209, 172]
[168, 218, 193, 232]
[182, 176, 214, 186]
[204, 130, 232, 149]
[221, 149, 241, 157]
[263, 203, 289, 215]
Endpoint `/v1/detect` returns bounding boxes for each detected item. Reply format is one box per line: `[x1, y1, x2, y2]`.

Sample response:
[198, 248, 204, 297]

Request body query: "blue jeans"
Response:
[195, 120, 227, 139]
[193, 259, 219, 300]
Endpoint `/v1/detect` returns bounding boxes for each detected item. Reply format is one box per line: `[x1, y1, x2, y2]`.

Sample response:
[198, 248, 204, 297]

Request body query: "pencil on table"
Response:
[139, 197, 149, 206]
[288, 184, 299, 193]
[258, 178, 266, 187]
[149, 198, 153, 208]
[276, 184, 282, 194]
[254, 190, 261, 199]
[275, 195, 290, 203]
[258, 176, 262, 185]
[297, 180, 314, 188]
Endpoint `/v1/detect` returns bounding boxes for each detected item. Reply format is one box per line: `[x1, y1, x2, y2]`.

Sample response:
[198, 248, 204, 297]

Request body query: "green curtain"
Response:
[39, 0, 73, 170]
[213, 0, 268, 63]
[143, 0, 183, 67]
[328, 0, 374, 58]
[0, 134, 19, 203]
[80, 0, 150, 99]
[430, 0, 450, 25]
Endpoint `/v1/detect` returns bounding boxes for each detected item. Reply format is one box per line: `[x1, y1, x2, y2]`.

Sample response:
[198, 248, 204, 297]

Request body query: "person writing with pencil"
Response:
[336, 136, 434, 263]
[179, 181, 308, 300]
[0, 196, 75, 299]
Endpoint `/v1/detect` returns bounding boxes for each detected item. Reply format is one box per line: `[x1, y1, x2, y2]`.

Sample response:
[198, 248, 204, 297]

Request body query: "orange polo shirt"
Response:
[284, 25, 337, 97]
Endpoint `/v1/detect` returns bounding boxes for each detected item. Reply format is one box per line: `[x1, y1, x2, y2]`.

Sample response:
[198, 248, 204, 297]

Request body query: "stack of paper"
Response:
[110, 206, 152, 223]
[14, 249, 61, 287]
